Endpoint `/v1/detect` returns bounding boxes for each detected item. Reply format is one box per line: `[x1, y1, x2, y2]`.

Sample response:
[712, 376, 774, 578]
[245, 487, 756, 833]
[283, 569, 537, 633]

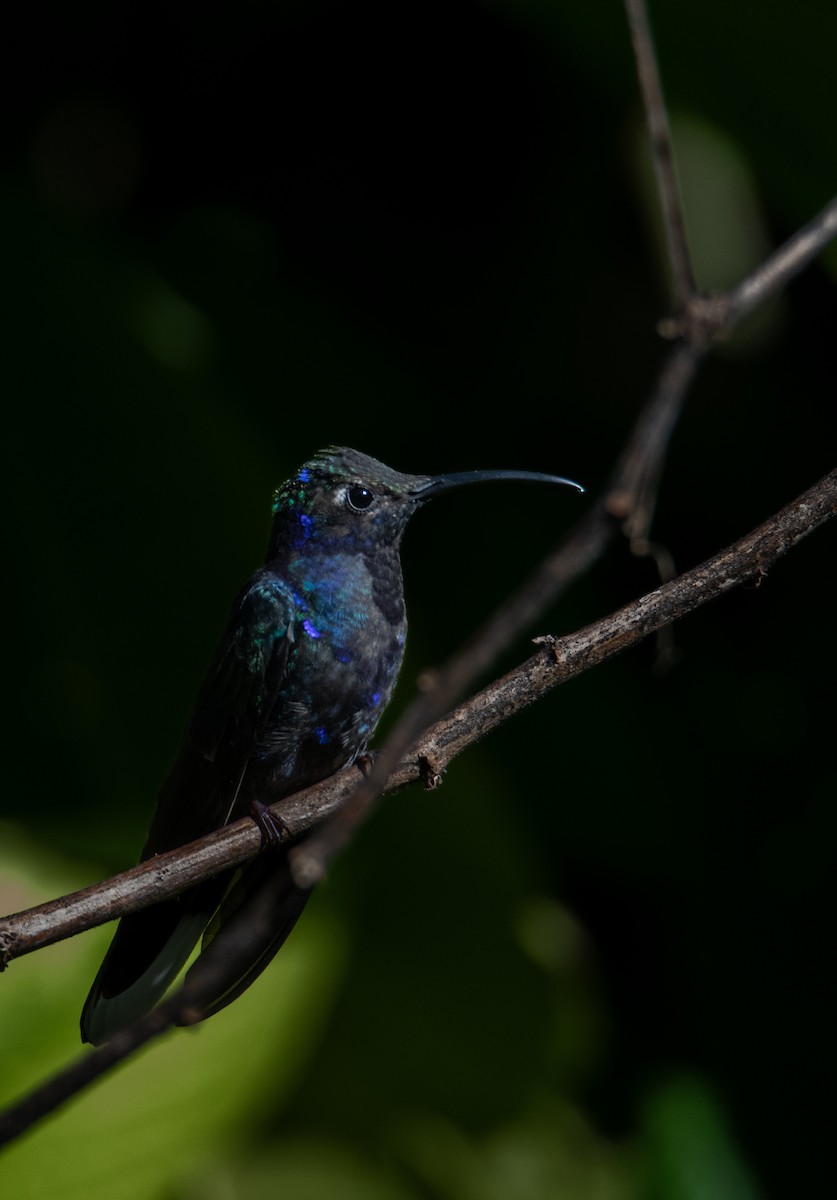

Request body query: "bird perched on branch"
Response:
[81, 446, 582, 1045]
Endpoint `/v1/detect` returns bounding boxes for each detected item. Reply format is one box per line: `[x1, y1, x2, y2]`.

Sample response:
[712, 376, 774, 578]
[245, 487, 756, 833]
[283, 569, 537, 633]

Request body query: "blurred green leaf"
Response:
[0, 827, 347, 1200]
[390, 1095, 639, 1200]
[642, 1074, 762, 1200]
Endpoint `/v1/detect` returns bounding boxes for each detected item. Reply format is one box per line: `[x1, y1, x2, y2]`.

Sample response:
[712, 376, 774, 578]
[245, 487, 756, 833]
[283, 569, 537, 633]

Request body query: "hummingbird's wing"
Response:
[142, 569, 297, 853]
[80, 572, 296, 1045]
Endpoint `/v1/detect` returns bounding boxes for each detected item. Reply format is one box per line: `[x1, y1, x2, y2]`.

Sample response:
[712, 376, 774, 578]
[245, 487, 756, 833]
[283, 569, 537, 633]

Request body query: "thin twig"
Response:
[724, 193, 837, 325]
[605, 339, 702, 541]
[624, 0, 697, 309]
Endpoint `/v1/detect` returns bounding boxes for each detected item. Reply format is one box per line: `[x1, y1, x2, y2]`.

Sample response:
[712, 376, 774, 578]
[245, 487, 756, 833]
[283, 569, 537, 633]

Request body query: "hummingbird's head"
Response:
[267, 446, 583, 559]
[268, 447, 434, 557]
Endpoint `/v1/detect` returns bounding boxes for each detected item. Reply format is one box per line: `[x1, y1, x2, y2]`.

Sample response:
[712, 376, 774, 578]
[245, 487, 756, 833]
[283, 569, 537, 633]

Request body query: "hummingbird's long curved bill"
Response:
[415, 468, 585, 499]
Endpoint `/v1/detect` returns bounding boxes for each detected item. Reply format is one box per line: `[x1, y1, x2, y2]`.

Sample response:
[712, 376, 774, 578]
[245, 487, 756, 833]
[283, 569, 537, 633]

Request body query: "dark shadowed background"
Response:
[1, 2, 835, 1198]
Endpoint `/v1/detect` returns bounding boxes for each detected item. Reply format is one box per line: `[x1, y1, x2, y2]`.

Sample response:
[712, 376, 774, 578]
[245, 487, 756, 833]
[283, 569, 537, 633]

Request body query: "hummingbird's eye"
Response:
[346, 485, 374, 511]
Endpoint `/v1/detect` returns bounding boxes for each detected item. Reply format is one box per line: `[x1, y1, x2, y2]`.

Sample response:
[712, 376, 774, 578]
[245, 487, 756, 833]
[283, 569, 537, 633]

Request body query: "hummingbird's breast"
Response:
[250, 546, 407, 795]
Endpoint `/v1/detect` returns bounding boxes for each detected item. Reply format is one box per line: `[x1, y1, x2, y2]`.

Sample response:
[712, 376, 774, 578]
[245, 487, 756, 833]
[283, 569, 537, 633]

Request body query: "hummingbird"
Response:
[80, 446, 583, 1045]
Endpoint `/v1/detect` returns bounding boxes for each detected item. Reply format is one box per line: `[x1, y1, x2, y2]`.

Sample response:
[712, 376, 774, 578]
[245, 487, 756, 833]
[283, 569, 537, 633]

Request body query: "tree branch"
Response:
[4, 467, 834, 966]
[624, 0, 697, 310]
[723, 193, 837, 325]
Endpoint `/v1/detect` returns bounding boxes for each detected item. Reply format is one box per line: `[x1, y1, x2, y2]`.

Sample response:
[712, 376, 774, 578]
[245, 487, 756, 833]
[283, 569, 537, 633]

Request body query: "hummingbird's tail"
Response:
[177, 855, 313, 1023]
[80, 860, 312, 1044]
[79, 878, 225, 1046]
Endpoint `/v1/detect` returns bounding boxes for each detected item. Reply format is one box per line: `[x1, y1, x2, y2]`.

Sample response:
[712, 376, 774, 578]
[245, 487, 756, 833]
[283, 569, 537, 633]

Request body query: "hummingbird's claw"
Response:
[250, 799, 289, 849]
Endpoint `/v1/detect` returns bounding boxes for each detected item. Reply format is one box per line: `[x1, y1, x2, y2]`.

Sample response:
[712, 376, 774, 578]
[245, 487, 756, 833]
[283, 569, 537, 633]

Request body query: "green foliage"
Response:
[0, 832, 346, 1199]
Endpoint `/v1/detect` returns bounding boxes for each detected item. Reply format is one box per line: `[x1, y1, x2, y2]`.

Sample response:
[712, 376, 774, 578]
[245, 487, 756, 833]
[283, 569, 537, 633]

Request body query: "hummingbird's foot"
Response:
[354, 750, 376, 776]
[249, 799, 289, 850]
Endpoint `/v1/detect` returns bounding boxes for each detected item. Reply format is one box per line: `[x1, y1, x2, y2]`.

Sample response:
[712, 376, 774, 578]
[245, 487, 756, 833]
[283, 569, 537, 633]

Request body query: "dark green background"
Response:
[2, 2, 835, 1197]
